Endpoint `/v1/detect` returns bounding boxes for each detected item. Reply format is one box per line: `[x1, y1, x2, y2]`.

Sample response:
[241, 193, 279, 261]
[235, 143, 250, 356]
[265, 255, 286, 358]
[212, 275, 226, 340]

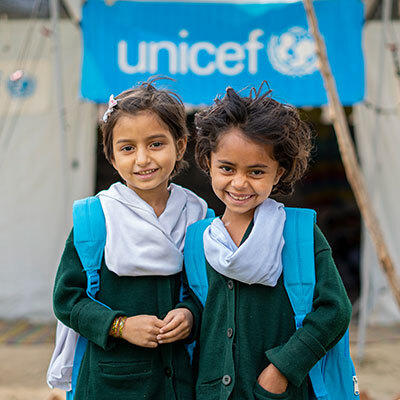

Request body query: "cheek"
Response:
[161, 151, 180, 173]
[210, 173, 226, 192]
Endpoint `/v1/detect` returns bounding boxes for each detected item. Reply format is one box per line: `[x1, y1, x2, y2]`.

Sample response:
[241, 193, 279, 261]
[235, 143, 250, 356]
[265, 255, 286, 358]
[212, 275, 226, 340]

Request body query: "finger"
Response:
[153, 318, 167, 329]
[159, 316, 181, 334]
[161, 310, 177, 325]
[157, 324, 188, 342]
[147, 326, 163, 337]
[157, 327, 190, 344]
[143, 340, 158, 349]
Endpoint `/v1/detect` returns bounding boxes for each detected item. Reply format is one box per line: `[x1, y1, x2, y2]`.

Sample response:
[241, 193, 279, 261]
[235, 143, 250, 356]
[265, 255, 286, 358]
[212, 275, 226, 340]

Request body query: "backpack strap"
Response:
[72, 196, 110, 306]
[179, 208, 215, 302]
[205, 208, 215, 219]
[282, 207, 328, 400]
[184, 217, 215, 306]
[282, 208, 316, 327]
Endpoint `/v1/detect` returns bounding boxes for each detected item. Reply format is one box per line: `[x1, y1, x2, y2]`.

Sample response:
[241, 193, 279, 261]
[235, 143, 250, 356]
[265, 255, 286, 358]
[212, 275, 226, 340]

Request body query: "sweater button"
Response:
[164, 367, 172, 377]
[227, 280, 234, 290]
[222, 374, 232, 386]
[227, 328, 233, 338]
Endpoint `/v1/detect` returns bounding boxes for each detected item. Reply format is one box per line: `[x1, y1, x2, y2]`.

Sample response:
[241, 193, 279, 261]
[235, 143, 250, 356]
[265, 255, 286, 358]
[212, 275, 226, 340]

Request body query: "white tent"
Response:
[353, 21, 400, 326]
[0, 17, 97, 321]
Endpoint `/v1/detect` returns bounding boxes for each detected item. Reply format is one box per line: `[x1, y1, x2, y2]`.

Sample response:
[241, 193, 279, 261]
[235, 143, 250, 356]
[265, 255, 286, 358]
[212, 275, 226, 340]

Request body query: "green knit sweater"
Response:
[190, 223, 352, 400]
[53, 230, 195, 400]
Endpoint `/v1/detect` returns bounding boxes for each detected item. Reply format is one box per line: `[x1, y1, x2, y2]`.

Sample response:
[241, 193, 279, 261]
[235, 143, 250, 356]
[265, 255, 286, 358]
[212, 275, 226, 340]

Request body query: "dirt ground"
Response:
[0, 323, 399, 400]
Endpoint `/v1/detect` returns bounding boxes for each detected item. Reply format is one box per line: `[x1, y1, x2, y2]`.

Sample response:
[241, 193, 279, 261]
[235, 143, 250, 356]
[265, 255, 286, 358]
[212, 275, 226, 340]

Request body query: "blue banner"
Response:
[81, 0, 364, 106]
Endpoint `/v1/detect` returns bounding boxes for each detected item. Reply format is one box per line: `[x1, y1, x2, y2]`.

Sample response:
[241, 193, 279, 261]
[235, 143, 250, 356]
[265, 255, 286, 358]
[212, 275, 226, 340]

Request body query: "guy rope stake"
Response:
[302, 0, 400, 309]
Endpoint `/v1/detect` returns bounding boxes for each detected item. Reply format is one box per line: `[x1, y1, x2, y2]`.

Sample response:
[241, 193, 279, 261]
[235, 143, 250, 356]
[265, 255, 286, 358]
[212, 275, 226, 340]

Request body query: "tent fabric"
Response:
[353, 21, 400, 324]
[0, 20, 97, 321]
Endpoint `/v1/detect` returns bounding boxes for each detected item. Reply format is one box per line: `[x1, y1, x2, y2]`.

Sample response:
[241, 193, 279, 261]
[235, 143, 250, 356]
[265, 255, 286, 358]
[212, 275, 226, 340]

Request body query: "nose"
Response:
[136, 147, 150, 167]
[231, 173, 248, 190]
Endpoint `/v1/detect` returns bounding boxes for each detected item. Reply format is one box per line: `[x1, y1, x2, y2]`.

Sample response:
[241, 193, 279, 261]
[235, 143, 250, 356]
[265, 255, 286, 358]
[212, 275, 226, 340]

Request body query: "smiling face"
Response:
[111, 111, 186, 204]
[209, 128, 284, 222]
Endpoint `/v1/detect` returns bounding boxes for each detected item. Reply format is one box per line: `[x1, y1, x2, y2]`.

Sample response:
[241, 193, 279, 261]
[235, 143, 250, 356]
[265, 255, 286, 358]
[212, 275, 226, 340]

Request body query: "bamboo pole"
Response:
[302, 0, 400, 308]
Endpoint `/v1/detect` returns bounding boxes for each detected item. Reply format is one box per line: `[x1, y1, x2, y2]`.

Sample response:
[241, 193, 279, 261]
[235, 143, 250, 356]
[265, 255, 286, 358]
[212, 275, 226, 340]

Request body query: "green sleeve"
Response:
[175, 264, 203, 343]
[53, 229, 123, 350]
[266, 224, 352, 387]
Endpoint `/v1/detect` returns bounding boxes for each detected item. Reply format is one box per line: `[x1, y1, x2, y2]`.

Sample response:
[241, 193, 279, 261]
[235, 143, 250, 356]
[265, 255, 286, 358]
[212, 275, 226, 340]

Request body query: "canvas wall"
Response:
[353, 21, 400, 324]
[0, 19, 97, 321]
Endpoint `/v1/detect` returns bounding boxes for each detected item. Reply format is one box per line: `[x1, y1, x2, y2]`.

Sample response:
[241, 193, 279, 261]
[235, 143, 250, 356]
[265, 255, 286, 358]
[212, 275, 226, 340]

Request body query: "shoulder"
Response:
[66, 227, 74, 244]
[187, 217, 215, 232]
[283, 207, 331, 254]
[185, 217, 216, 250]
[172, 183, 208, 208]
[313, 224, 332, 254]
[96, 182, 123, 203]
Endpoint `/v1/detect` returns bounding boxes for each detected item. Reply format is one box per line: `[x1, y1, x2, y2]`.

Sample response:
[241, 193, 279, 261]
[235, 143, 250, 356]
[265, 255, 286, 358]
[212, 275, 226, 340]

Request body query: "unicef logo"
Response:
[7, 75, 36, 98]
[267, 27, 317, 77]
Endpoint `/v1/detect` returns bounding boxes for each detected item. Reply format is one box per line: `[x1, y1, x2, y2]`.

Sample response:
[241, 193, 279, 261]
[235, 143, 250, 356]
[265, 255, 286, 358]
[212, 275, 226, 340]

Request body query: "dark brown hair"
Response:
[100, 77, 188, 177]
[194, 84, 312, 196]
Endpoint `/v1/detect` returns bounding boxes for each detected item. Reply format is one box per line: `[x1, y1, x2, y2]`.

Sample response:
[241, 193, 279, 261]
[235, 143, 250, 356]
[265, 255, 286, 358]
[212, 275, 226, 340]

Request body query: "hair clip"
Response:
[102, 94, 118, 122]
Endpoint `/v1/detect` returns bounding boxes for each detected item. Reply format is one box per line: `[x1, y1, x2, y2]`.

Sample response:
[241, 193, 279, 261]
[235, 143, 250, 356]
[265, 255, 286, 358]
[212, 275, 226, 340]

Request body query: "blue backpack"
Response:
[67, 196, 214, 399]
[183, 208, 360, 400]
[66, 197, 110, 400]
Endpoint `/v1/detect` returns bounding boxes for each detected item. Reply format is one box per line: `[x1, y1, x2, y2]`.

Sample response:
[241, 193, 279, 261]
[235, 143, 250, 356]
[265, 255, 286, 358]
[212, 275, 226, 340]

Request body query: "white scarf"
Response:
[203, 198, 286, 286]
[99, 182, 207, 276]
[47, 183, 207, 390]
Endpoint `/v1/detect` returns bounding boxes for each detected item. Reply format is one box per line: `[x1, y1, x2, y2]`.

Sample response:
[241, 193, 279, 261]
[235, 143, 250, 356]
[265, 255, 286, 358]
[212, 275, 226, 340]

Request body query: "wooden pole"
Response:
[302, 0, 400, 308]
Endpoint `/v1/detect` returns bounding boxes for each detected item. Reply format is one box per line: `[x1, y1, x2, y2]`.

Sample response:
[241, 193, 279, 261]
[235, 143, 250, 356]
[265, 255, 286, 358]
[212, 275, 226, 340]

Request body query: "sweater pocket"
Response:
[98, 360, 152, 377]
[96, 360, 155, 398]
[196, 376, 222, 400]
[253, 381, 292, 400]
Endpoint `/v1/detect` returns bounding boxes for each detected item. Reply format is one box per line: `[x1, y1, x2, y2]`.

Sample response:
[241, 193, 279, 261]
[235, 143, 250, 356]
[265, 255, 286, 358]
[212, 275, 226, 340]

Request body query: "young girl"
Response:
[158, 85, 353, 399]
[51, 79, 208, 399]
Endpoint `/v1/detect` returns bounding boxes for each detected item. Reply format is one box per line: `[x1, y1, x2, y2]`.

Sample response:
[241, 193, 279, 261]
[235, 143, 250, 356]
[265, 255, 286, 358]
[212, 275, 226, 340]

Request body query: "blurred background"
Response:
[0, 0, 399, 399]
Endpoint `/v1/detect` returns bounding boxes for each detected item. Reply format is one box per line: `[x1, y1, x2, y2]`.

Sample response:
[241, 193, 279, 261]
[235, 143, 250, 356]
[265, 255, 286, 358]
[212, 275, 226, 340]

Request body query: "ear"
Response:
[111, 157, 117, 171]
[206, 157, 211, 173]
[176, 136, 188, 161]
[274, 166, 285, 185]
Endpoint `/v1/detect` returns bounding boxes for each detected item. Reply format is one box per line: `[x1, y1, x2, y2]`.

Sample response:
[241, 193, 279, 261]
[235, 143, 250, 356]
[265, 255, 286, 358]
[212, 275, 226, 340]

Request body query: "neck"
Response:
[128, 184, 170, 217]
[221, 208, 254, 247]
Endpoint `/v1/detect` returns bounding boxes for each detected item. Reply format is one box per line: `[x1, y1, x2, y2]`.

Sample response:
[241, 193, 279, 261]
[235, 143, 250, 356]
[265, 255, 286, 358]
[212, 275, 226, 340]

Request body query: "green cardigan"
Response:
[53, 230, 195, 400]
[190, 224, 352, 400]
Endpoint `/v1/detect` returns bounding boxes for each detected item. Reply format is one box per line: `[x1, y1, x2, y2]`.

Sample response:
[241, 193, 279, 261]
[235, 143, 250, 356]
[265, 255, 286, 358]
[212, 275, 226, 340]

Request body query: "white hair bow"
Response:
[102, 94, 118, 122]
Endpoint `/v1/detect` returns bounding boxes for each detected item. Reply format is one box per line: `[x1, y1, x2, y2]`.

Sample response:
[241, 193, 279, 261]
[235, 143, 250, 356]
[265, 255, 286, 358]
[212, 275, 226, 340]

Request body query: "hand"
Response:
[257, 364, 288, 394]
[156, 308, 193, 344]
[120, 315, 165, 348]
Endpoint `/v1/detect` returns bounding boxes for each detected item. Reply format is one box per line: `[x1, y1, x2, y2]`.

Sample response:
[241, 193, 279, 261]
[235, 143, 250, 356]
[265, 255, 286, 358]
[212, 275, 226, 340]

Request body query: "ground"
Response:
[0, 321, 399, 400]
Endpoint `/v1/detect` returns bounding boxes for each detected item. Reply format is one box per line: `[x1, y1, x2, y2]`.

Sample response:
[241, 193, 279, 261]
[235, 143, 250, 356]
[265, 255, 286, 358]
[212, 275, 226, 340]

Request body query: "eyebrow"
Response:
[115, 133, 168, 144]
[217, 159, 269, 168]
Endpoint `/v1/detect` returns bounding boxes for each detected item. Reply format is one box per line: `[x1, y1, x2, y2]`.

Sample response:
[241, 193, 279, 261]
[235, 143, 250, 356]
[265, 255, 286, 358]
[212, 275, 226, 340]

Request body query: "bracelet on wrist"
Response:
[109, 316, 127, 338]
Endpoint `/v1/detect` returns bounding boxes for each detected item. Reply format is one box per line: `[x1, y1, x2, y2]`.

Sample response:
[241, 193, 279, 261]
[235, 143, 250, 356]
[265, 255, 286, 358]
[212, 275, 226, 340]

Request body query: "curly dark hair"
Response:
[194, 84, 312, 196]
[100, 77, 188, 178]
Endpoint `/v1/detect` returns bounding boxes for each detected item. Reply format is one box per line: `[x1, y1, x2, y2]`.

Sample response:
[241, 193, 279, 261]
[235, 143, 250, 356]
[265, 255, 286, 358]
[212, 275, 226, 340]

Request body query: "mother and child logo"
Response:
[118, 26, 317, 78]
[6, 70, 36, 98]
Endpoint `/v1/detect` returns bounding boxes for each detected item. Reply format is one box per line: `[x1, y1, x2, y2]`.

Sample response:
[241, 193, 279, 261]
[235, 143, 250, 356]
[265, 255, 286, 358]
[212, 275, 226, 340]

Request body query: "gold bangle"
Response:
[117, 316, 127, 338]
[109, 317, 121, 338]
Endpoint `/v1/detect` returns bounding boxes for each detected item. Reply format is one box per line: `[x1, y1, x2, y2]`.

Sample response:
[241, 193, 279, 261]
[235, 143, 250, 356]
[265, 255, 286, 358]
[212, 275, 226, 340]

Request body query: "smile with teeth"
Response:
[135, 168, 158, 175]
[227, 192, 254, 201]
